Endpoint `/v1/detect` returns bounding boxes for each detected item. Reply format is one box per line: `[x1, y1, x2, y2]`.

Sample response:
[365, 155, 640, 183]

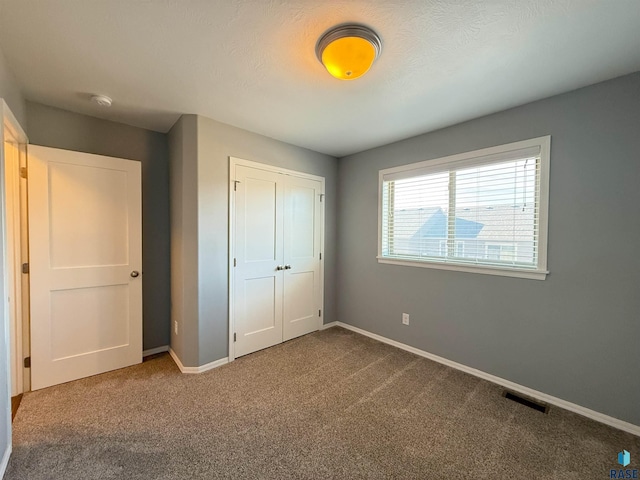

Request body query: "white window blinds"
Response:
[379, 137, 550, 279]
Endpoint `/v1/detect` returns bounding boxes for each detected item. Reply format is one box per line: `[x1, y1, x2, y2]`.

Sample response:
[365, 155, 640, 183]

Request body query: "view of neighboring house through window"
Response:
[379, 137, 550, 279]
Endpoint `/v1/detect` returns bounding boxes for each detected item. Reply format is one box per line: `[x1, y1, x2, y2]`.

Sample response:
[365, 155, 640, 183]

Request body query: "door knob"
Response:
[276, 265, 284, 271]
[130, 270, 140, 278]
[284, 265, 292, 270]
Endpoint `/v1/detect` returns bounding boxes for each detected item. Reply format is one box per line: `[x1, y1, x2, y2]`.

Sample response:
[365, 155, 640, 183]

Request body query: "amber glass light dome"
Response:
[316, 25, 382, 80]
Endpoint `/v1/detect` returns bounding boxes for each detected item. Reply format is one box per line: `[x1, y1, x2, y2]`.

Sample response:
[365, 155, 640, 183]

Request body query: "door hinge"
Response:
[23, 357, 30, 368]
[319, 309, 322, 317]
[319, 193, 324, 202]
[319, 252, 322, 260]
[21, 263, 29, 274]
[20, 167, 27, 179]
[234, 333, 237, 342]
[233, 258, 237, 267]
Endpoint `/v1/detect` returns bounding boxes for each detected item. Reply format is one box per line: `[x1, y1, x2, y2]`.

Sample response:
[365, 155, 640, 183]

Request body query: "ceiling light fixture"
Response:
[91, 94, 112, 107]
[316, 24, 382, 80]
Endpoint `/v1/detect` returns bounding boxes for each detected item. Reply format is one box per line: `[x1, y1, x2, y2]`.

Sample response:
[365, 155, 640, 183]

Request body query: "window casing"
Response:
[378, 137, 550, 280]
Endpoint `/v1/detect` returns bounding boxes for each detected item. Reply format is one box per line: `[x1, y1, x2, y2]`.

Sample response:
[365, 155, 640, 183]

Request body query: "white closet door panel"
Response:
[283, 176, 322, 341]
[244, 176, 278, 263]
[234, 165, 283, 357]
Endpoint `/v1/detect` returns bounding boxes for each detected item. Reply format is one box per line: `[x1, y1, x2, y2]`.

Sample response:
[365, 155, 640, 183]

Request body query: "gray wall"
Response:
[168, 114, 338, 367]
[0, 46, 25, 128]
[337, 72, 640, 426]
[167, 115, 199, 365]
[26, 102, 171, 351]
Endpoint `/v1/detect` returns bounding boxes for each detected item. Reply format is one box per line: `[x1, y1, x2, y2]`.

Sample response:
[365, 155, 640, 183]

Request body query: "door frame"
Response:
[228, 157, 325, 362]
[1, 100, 28, 396]
[0, 99, 28, 472]
[4, 122, 28, 397]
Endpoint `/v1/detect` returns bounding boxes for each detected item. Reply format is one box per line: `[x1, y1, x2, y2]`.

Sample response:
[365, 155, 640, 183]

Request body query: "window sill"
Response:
[377, 256, 548, 280]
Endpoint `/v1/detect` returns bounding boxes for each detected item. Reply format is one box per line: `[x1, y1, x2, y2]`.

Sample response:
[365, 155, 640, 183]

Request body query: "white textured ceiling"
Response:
[1, 0, 639, 156]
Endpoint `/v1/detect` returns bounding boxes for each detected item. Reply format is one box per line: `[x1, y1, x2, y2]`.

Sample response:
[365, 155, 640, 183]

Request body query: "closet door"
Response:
[232, 161, 324, 358]
[233, 165, 284, 357]
[282, 175, 322, 341]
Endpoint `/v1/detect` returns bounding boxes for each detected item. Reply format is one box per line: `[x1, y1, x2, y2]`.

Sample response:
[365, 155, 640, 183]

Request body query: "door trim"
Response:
[1, 103, 28, 397]
[0, 99, 28, 478]
[5, 134, 23, 396]
[228, 157, 325, 362]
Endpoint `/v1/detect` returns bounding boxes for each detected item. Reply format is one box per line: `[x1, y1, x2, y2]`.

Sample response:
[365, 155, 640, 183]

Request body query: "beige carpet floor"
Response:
[5, 327, 639, 479]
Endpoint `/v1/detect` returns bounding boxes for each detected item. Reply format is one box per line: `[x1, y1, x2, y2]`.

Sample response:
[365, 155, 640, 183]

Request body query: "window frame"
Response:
[377, 136, 551, 280]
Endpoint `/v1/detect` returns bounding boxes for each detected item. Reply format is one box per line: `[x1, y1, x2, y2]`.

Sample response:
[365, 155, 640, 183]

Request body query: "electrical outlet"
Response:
[174, 320, 178, 335]
[402, 313, 410, 325]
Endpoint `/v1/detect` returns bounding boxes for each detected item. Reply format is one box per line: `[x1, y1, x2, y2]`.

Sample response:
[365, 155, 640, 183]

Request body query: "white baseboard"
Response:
[332, 322, 640, 437]
[169, 348, 229, 374]
[143, 345, 169, 357]
[320, 321, 338, 330]
[0, 444, 11, 480]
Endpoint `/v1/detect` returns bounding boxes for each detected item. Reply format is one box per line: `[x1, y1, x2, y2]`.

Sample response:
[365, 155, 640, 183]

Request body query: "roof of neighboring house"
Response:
[391, 205, 535, 242]
[412, 208, 484, 239]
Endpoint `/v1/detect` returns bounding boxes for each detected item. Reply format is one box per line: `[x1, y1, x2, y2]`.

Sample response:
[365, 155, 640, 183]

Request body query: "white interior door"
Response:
[28, 145, 142, 390]
[233, 165, 284, 357]
[283, 175, 322, 341]
[232, 161, 323, 358]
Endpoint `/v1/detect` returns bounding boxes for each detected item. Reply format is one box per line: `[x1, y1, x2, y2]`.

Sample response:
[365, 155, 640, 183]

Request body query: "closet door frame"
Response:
[228, 157, 325, 362]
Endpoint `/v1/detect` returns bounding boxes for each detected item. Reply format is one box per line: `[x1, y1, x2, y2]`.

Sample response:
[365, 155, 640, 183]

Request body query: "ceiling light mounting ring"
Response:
[316, 24, 382, 80]
[316, 24, 382, 63]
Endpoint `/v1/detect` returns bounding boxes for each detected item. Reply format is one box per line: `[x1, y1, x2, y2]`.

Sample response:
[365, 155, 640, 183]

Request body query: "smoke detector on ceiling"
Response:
[91, 94, 112, 107]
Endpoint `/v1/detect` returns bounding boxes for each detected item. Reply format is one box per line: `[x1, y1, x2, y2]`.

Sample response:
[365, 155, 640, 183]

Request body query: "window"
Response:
[438, 240, 465, 258]
[378, 136, 550, 280]
[485, 244, 517, 262]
